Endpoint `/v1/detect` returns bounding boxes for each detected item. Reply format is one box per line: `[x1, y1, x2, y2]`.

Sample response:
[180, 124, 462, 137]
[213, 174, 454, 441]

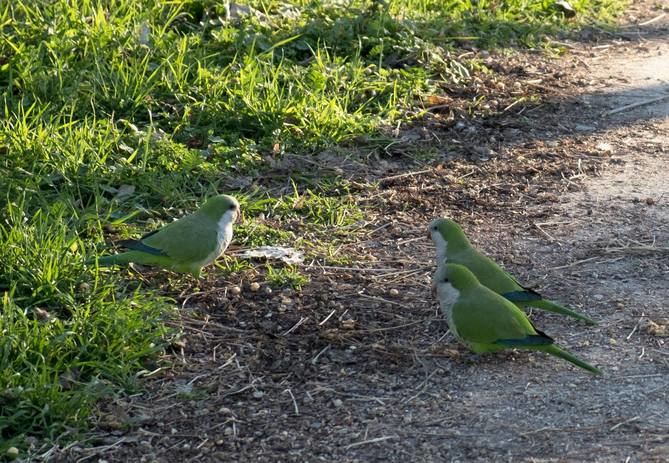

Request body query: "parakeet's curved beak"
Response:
[236, 209, 244, 224]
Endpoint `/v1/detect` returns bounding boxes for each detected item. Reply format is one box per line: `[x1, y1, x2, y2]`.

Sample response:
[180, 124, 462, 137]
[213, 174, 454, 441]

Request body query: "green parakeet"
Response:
[89, 194, 240, 277]
[429, 218, 597, 325]
[435, 263, 600, 374]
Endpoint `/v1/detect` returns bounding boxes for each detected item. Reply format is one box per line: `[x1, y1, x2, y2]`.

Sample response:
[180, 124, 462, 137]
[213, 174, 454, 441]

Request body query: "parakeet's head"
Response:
[435, 263, 479, 291]
[428, 218, 468, 262]
[428, 218, 466, 242]
[200, 194, 241, 223]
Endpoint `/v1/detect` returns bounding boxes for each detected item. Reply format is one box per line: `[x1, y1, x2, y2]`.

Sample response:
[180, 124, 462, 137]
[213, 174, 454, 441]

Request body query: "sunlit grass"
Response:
[265, 264, 310, 290]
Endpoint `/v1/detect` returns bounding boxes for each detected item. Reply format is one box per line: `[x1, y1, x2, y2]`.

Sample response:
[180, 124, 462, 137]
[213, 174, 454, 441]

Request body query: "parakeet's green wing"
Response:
[451, 288, 537, 345]
[119, 237, 167, 256]
[450, 247, 597, 323]
[501, 289, 543, 302]
[450, 247, 522, 294]
[449, 243, 545, 299]
[436, 263, 600, 373]
[139, 214, 217, 263]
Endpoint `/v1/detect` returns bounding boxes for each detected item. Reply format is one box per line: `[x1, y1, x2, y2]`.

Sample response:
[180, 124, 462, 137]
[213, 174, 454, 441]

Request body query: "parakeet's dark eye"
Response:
[229, 204, 237, 210]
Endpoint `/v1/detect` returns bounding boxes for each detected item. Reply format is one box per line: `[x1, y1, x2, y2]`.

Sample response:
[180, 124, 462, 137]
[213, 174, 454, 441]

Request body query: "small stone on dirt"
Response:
[250, 282, 261, 291]
[230, 285, 242, 296]
[341, 319, 356, 329]
[595, 142, 614, 154]
[5, 447, 19, 460]
[640, 319, 667, 336]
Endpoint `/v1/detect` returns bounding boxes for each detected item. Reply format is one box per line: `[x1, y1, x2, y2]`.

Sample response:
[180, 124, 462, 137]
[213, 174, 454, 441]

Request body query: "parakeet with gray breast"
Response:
[434, 263, 600, 374]
[89, 194, 240, 278]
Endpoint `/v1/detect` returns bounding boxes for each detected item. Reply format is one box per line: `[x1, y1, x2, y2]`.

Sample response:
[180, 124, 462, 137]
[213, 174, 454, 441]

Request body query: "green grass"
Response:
[265, 264, 310, 290]
[0, 199, 171, 451]
[1, 0, 624, 455]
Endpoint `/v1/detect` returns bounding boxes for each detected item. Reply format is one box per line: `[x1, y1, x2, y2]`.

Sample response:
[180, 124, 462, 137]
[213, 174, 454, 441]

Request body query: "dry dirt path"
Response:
[49, 13, 669, 463]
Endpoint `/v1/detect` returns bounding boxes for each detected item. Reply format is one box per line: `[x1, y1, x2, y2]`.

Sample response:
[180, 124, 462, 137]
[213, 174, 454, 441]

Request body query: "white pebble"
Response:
[230, 286, 242, 295]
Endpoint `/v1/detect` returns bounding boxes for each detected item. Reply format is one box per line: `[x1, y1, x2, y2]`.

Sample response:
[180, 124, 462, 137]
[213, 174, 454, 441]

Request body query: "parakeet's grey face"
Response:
[219, 197, 241, 228]
[435, 266, 460, 307]
[429, 219, 449, 262]
[209, 195, 240, 260]
[228, 199, 241, 223]
[219, 208, 238, 228]
[442, 263, 480, 291]
[202, 195, 241, 222]
[437, 281, 459, 303]
[434, 264, 449, 284]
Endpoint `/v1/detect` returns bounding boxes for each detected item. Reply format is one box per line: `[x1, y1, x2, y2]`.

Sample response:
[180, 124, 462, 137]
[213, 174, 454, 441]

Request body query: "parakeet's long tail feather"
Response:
[86, 253, 135, 267]
[545, 345, 601, 374]
[528, 299, 598, 325]
[86, 251, 174, 271]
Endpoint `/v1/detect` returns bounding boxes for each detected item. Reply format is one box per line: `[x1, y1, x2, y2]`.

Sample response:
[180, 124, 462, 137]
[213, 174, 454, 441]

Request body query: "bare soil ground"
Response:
[47, 8, 668, 463]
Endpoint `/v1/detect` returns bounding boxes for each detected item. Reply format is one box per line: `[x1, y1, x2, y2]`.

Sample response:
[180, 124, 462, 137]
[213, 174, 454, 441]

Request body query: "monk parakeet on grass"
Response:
[89, 194, 240, 278]
[429, 218, 597, 325]
[435, 263, 600, 374]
